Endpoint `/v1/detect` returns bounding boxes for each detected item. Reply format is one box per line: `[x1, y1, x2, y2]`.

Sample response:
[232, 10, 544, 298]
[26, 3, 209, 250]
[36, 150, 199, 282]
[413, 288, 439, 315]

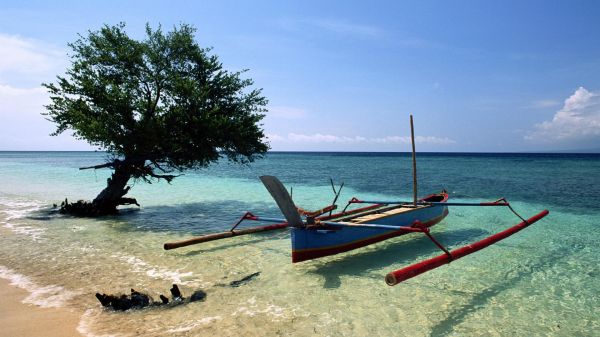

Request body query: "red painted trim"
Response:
[292, 208, 449, 263]
[479, 202, 509, 206]
[385, 209, 549, 286]
[421, 192, 449, 203]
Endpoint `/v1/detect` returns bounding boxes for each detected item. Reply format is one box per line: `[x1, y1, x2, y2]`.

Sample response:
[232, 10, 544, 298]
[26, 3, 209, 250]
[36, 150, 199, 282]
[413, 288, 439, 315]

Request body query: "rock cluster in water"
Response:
[95, 272, 260, 311]
[95, 284, 206, 311]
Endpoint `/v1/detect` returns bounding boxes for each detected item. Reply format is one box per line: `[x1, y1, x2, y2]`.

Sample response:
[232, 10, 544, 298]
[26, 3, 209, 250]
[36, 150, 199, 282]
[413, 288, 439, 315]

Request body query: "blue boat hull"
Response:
[291, 195, 449, 262]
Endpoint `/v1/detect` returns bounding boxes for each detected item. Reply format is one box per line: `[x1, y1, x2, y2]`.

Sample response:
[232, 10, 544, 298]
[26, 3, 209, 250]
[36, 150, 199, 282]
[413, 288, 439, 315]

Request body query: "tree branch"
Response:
[146, 171, 180, 183]
[118, 197, 140, 206]
[79, 162, 116, 170]
[150, 82, 161, 117]
[150, 160, 170, 173]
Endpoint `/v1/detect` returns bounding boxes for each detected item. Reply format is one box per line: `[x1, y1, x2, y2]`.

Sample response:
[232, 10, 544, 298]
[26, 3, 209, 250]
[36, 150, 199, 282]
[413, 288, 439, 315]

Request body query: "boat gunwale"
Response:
[321, 191, 449, 224]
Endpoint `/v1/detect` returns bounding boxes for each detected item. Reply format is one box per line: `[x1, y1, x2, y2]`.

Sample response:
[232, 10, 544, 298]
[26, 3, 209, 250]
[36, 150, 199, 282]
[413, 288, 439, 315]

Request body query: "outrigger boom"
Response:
[348, 199, 511, 207]
[163, 213, 288, 250]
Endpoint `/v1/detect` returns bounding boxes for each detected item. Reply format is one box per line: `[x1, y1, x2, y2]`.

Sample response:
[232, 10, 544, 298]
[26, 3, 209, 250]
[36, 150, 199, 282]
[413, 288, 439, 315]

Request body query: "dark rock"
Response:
[229, 272, 260, 287]
[95, 293, 111, 307]
[170, 284, 183, 300]
[95, 284, 206, 311]
[130, 289, 150, 308]
[190, 290, 207, 302]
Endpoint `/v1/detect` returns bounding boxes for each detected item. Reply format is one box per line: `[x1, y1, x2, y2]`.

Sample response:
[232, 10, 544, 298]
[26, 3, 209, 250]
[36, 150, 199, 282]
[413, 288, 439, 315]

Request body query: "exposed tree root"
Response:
[58, 197, 139, 216]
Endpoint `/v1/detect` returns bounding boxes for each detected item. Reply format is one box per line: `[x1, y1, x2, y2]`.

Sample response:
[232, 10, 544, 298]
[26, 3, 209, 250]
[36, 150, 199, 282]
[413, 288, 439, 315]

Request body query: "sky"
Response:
[1, 0, 600, 152]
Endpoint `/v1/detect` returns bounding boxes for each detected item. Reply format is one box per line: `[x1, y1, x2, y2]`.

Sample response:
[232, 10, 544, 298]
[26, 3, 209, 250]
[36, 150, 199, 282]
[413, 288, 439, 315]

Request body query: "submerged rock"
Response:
[170, 284, 183, 301]
[190, 290, 207, 302]
[229, 272, 261, 287]
[95, 284, 205, 311]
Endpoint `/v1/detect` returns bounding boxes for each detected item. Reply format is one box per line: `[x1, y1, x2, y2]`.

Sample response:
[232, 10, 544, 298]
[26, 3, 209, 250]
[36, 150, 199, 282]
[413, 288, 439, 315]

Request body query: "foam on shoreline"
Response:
[1, 198, 46, 240]
[0, 265, 79, 308]
[76, 309, 126, 337]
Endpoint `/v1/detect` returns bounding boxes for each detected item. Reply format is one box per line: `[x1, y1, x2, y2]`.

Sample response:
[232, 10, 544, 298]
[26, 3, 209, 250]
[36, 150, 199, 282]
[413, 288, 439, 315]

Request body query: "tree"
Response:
[43, 23, 269, 215]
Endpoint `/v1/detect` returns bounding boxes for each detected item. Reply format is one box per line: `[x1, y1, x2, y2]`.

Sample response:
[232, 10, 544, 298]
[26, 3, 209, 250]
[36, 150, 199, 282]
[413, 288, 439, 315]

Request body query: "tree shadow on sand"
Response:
[36, 200, 290, 253]
[41, 199, 283, 234]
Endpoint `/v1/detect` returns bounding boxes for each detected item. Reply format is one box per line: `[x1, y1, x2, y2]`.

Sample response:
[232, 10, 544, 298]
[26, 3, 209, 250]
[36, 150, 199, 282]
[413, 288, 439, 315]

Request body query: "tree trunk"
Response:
[59, 158, 140, 216]
[92, 162, 136, 214]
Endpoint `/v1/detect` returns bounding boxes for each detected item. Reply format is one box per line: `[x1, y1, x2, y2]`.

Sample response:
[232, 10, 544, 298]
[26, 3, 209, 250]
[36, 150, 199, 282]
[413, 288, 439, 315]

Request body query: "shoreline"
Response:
[0, 278, 82, 337]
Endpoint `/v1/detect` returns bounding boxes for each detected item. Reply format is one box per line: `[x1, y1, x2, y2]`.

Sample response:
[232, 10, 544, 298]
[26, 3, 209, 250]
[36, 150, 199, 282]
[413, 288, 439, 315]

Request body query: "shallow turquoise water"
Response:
[0, 151, 598, 336]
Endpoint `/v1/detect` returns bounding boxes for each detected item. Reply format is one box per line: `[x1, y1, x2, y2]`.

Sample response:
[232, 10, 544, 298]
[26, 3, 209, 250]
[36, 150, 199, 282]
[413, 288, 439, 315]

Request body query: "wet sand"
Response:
[0, 279, 82, 337]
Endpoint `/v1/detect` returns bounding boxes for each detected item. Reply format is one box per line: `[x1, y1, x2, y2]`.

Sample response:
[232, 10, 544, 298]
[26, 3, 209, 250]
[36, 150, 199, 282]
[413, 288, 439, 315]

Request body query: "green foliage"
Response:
[43, 23, 269, 173]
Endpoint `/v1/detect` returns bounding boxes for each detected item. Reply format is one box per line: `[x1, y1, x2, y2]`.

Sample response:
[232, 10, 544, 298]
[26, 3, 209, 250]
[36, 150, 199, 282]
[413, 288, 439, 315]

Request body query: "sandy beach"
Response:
[0, 279, 82, 337]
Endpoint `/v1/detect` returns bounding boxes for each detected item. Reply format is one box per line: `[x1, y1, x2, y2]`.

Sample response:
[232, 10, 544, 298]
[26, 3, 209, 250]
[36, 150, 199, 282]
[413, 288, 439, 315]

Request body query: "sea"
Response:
[0, 151, 598, 336]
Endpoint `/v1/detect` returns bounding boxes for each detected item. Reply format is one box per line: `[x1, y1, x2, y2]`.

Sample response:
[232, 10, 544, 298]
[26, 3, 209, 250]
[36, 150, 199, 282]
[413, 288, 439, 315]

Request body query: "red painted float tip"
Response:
[385, 273, 397, 286]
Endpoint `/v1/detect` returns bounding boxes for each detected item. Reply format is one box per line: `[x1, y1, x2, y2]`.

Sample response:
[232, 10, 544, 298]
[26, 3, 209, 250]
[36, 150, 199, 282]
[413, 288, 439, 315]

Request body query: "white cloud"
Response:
[288, 133, 363, 143]
[527, 87, 600, 142]
[0, 83, 91, 150]
[0, 84, 47, 114]
[416, 136, 456, 145]
[268, 133, 455, 145]
[0, 35, 57, 147]
[267, 106, 307, 119]
[0, 33, 65, 79]
[0, 84, 48, 146]
[531, 99, 560, 108]
[265, 133, 285, 142]
[0, 34, 89, 150]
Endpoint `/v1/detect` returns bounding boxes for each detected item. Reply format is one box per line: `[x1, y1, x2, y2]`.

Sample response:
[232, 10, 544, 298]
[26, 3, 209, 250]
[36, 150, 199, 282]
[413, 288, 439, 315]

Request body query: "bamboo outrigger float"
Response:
[164, 116, 549, 285]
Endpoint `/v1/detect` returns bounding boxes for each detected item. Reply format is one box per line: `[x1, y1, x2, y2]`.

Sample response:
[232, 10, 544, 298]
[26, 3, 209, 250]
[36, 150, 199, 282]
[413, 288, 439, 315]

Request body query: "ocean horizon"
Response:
[2, 150, 600, 154]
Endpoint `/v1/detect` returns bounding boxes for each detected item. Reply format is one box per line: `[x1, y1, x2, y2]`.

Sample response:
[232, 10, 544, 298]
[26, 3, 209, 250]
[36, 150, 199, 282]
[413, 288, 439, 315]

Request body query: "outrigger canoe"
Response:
[164, 175, 548, 285]
[164, 116, 549, 285]
[289, 191, 449, 263]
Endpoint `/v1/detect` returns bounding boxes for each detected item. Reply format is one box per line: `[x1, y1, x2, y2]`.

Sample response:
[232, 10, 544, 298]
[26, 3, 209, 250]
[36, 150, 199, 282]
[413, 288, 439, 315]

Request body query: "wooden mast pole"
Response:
[410, 115, 417, 207]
